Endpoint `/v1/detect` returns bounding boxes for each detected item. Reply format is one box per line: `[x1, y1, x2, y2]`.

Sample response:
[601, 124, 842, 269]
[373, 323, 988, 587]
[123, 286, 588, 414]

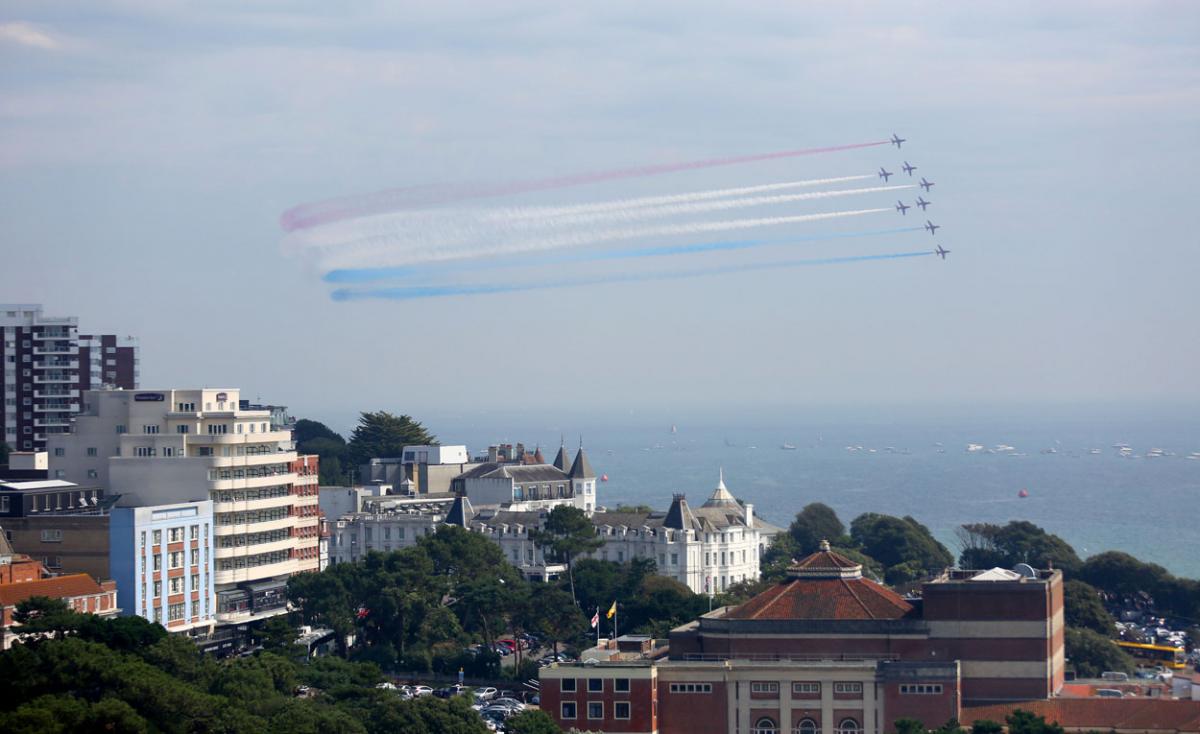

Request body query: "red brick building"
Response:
[540, 542, 1064, 733]
[0, 572, 119, 649]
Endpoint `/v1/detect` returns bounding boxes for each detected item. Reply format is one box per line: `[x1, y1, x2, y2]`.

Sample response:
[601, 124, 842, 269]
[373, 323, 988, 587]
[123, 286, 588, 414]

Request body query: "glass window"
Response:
[587, 702, 603, 720]
[615, 678, 630, 692]
[560, 702, 576, 720]
[588, 678, 602, 692]
[753, 718, 778, 734]
[838, 719, 860, 734]
[614, 702, 630, 719]
[795, 719, 819, 734]
[561, 678, 576, 692]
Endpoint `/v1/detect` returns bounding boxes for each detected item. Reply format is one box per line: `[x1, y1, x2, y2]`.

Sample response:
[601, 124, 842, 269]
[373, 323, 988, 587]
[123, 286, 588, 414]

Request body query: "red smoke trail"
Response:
[280, 140, 890, 232]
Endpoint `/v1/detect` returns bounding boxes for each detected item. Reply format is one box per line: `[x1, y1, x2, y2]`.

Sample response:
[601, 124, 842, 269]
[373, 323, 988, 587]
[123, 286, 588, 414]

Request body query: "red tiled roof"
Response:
[964, 699, 1200, 733]
[725, 576, 914, 621]
[791, 549, 862, 571]
[0, 574, 107, 607]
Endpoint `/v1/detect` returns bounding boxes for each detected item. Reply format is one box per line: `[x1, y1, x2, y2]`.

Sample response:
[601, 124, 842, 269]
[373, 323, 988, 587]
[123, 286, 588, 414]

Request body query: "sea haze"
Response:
[434, 415, 1200, 579]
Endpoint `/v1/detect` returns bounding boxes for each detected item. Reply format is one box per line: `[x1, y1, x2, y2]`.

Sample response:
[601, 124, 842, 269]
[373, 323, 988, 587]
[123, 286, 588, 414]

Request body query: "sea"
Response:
[435, 414, 1200, 580]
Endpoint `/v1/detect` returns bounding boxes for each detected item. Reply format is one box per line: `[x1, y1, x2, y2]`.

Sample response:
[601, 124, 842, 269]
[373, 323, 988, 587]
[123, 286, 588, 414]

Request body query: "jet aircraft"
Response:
[919, 177, 935, 192]
[925, 220, 940, 235]
[895, 201, 910, 215]
[890, 133, 906, 148]
[902, 161, 917, 176]
[879, 167, 893, 182]
[915, 196, 931, 211]
[935, 245, 950, 259]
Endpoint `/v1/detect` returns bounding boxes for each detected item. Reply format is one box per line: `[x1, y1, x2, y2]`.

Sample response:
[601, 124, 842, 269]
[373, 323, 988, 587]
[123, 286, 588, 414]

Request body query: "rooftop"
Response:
[0, 573, 109, 607]
[963, 699, 1200, 733]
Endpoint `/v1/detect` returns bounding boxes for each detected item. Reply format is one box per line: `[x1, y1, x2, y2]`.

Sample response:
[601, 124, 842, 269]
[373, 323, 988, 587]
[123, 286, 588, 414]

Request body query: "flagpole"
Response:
[595, 607, 600, 647]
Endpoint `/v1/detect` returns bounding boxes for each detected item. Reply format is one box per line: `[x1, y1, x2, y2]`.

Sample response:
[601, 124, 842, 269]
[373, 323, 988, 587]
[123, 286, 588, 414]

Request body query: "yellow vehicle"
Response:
[1116, 641, 1187, 670]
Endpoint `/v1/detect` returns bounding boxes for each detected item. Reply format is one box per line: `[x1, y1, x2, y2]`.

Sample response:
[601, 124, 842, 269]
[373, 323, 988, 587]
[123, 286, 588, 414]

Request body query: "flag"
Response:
[356, 606, 370, 620]
[606, 601, 617, 619]
[590, 610, 599, 629]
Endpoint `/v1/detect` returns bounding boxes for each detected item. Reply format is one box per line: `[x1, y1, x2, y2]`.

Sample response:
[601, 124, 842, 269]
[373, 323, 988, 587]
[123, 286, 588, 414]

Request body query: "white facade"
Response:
[327, 495, 454, 564]
[401, 445, 468, 465]
[109, 501, 216, 634]
[47, 388, 318, 624]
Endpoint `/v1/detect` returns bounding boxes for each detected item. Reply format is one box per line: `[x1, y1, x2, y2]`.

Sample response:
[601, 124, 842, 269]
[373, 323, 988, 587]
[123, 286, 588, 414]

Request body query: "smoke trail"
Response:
[330, 250, 935, 302]
[323, 226, 924, 284]
[289, 184, 912, 262]
[315, 207, 894, 271]
[515, 175, 875, 219]
[281, 139, 890, 232]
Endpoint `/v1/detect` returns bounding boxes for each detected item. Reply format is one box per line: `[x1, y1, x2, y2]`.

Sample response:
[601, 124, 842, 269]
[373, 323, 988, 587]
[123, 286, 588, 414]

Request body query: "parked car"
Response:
[410, 685, 433, 697]
[474, 687, 498, 701]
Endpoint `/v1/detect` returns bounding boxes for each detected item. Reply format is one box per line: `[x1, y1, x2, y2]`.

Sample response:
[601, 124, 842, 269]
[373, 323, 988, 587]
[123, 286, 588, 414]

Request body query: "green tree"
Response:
[13, 596, 84, 639]
[259, 615, 301, 655]
[850, 513, 953, 582]
[295, 418, 344, 445]
[788, 502, 845, 554]
[1063, 580, 1116, 636]
[895, 718, 927, 734]
[957, 521, 1082, 574]
[346, 411, 437, 471]
[295, 419, 351, 485]
[1065, 627, 1135, 678]
[530, 505, 605, 606]
[1005, 709, 1065, 734]
[507, 709, 563, 734]
[970, 721, 1003, 734]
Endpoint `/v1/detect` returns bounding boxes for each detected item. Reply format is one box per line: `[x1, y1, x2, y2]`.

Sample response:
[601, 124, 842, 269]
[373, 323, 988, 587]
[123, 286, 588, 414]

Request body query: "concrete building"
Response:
[46, 388, 319, 624]
[0, 477, 113, 579]
[1, 304, 138, 452]
[451, 444, 597, 513]
[359, 444, 473, 495]
[541, 543, 1066, 733]
[109, 500, 216, 635]
[327, 494, 455, 565]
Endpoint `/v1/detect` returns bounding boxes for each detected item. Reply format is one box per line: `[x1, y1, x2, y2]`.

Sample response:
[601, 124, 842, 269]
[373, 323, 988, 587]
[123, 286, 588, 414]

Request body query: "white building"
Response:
[327, 495, 454, 565]
[450, 444, 597, 513]
[109, 500, 217, 634]
[470, 471, 780, 594]
[46, 388, 320, 624]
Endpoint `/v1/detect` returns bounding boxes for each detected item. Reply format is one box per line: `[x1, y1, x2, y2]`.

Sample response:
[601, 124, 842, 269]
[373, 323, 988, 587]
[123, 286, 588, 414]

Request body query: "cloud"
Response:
[0, 21, 60, 50]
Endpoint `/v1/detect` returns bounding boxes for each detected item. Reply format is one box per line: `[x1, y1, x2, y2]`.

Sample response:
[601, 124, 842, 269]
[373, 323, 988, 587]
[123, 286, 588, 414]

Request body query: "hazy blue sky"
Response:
[2, 1, 1198, 432]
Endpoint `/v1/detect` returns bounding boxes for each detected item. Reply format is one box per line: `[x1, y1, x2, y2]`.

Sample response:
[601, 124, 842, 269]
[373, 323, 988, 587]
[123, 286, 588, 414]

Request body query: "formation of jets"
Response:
[886, 135, 950, 261]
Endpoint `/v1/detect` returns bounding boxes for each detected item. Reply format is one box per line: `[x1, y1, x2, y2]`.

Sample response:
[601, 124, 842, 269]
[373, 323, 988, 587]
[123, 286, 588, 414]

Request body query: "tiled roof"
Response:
[724, 576, 914, 621]
[568, 448, 595, 479]
[0, 574, 107, 606]
[963, 699, 1200, 733]
[792, 548, 863, 571]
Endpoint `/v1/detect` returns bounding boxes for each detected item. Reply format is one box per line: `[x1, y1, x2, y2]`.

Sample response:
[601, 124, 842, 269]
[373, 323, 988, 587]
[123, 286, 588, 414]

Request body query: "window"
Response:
[153, 580, 162, 597]
[191, 574, 199, 591]
[838, 719, 860, 734]
[588, 678, 602, 692]
[153, 530, 162, 545]
[53, 447, 65, 456]
[177, 425, 189, 434]
[795, 719, 819, 734]
[191, 548, 199, 565]
[615, 678, 630, 693]
[560, 702, 577, 720]
[115, 424, 126, 434]
[587, 702, 603, 720]
[143, 425, 159, 434]
[751, 682, 779, 694]
[87, 469, 98, 478]
[670, 553, 678, 565]
[614, 702, 630, 719]
[169, 551, 184, 568]
[668, 683, 712, 694]
[168, 602, 185, 621]
[140, 532, 146, 548]
[134, 447, 155, 457]
[153, 555, 161, 571]
[207, 424, 227, 435]
[169, 577, 183, 594]
[793, 682, 820, 695]
[40, 529, 63, 542]
[190, 525, 199, 540]
[834, 682, 862, 694]
[560, 678, 576, 692]
[753, 718, 778, 734]
[900, 684, 943, 695]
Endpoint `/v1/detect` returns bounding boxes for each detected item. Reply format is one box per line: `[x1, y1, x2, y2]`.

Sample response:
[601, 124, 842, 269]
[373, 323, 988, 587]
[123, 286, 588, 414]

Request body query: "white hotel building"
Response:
[47, 388, 319, 624]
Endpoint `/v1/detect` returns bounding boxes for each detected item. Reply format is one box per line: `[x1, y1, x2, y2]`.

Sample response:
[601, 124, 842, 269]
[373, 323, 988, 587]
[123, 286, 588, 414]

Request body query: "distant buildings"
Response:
[1, 304, 138, 452]
[540, 544, 1067, 734]
[0, 475, 112, 579]
[46, 388, 320, 626]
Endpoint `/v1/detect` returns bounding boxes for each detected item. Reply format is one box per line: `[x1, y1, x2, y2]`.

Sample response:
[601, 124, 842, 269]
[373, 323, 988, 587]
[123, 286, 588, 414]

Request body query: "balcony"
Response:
[213, 516, 296, 535]
[204, 452, 296, 468]
[214, 537, 297, 559]
[34, 359, 79, 370]
[33, 345, 78, 356]
[34, 417, 72, 428]
[33, 373, 75, 384]
[209, 473, 297, 492]
[212, 494, 294, 514]
[213, 558, 299, 587]
[34, 389, 79, 399]
[33, 403, 78, 413]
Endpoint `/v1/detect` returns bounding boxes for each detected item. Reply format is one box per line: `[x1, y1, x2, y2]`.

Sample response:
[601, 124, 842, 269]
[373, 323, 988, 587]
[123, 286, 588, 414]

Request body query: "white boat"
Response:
[780, 443, 797, 450]
[966, 443, 984, 453]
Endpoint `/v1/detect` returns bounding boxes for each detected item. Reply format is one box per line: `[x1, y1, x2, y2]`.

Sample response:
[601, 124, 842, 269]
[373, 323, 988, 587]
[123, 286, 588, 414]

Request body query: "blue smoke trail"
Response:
[322, 226, 923, 284]
[331, 250, 935, 302]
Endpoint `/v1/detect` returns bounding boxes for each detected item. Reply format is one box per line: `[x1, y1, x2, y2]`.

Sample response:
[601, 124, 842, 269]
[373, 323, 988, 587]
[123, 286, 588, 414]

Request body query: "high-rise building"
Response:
[46, 388, 319, 625]
[1, 304, 138, 452]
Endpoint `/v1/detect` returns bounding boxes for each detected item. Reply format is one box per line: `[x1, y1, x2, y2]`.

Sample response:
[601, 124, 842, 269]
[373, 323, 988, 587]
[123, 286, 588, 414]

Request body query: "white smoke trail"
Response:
[506, 175, 876, 219]
[286, 184, 910, 258]
[317, 208, 893, 271]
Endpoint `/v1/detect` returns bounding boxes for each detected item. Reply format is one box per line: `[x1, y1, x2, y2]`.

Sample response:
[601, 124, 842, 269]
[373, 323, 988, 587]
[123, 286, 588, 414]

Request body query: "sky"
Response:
[2, 1, 1199, 433]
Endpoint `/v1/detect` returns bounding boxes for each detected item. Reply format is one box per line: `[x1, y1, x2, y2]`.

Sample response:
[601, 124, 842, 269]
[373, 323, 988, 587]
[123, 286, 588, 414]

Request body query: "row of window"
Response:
[211, 485, 291, 504]
[207, 464, 290, 481]
[753, 681, 861, 695]
[668, 683, 712, 694]
[141, 525, 204, 546]
[753, 718, 858, 734]
[147, 573, 205, 598]
[560, 701, 629, 721]
[215, 550, 290, 571]
[899, 684, 943, 695]
[140, 548, 205, 572]
[216, 508, 290, 525]
[560, 678, 630, 693]
[216, 529, 291, 549]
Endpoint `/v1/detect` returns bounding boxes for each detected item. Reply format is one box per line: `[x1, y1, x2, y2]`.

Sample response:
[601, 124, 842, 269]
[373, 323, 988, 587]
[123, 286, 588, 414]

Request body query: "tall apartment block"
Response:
[1, 304, 138, 452]
[47, 388, 319, 625]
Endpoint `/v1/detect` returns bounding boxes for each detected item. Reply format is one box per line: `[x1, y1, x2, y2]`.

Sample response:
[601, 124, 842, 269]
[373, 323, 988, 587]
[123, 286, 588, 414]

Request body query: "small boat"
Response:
[1018, 489, 1029, 498]
[780, 443, 797, 450]
[600, 474, 608, 482]
[671, 424, 677, 435]
[966, 444, 984, 453]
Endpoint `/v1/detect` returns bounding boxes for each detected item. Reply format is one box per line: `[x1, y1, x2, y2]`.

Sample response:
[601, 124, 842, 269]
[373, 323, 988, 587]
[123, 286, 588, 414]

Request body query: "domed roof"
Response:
[702, 468, 739, 508]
